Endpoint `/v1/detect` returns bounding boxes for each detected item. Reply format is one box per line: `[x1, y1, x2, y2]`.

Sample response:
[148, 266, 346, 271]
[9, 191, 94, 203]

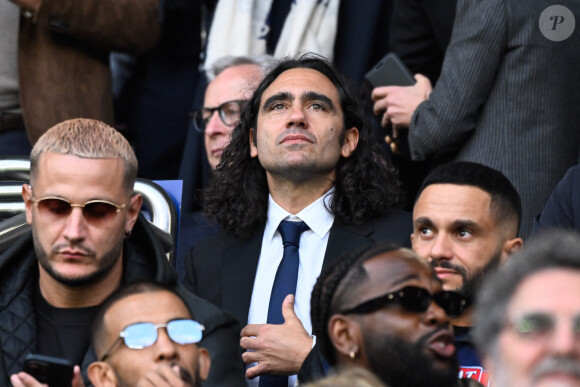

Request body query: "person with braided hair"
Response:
[308, 243, 482, 387]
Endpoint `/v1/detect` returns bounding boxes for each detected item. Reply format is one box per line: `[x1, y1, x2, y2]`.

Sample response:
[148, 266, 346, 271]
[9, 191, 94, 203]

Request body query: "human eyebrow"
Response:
[262, 92, 293, 111]
[302, 91, 335, 112]
[413, 217, 435, 229]
[449, 220, 481, 232]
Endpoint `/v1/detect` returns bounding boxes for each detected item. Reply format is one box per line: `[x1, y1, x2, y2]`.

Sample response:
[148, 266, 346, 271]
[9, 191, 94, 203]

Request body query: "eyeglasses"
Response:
[100, 319, 205, 361]
[341, 286, 466, 318]
[32, 196, 126, 225]
[505, 312, 580, 339]
[192, 99, 246, 132]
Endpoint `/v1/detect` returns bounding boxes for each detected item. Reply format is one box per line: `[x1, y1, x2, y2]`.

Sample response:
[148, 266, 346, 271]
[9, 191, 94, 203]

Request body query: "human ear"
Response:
[249, 128, 258, 158]
[500, 237, 523, 263]
[341, 127, 359, 157]
[328, 314, 363, 362]
[197, 348, 211, 380]
[22, 184, 33, 225]
[124, 193, 143, 235]
[88, 361, 118, 387]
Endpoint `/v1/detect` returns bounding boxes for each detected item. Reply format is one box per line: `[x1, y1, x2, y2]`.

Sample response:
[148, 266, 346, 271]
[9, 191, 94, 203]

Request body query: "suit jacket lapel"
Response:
[221, 225, 265, 326]
[322, 220, 375, 271]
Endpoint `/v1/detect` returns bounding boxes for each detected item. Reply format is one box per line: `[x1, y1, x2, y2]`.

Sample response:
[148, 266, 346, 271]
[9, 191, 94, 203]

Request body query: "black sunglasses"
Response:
[341, 286, 466, 318]
[192, 99, 247, 132]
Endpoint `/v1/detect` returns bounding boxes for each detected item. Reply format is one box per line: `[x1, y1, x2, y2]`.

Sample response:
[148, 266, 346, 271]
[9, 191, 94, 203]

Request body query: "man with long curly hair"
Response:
[183, 54, 412, 386]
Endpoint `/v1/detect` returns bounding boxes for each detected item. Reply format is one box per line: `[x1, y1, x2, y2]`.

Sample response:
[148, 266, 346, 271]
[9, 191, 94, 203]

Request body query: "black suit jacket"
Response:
[183, 209, 412, 325]
[389, 0, 457, 85]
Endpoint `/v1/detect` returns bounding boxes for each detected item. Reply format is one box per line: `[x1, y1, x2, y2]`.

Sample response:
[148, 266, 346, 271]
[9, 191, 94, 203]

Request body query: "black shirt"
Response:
[34, 285, 99, 366]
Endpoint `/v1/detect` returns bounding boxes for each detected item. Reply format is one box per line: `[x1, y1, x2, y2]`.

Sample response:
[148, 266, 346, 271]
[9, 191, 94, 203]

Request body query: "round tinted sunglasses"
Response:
[32, 196, 126, 226]
[100, 319, 205, 361]
[191, 99, 246, 132]
[341, 285, 466, 318]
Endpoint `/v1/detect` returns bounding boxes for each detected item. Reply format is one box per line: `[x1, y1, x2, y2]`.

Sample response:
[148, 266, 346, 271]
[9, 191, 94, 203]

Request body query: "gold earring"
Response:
[349, 350, 356, 360]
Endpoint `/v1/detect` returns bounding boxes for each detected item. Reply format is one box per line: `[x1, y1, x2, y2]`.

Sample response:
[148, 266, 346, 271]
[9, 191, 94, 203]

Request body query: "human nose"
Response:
[428, 234, 454, 262]
[549, 319, 579, 355]
[205, 111, 228, 136]
[155, 328, 179, 361]
[62, 207, 87, 243]
[424, 298, 450, 326]
[286, 105, 307, 128]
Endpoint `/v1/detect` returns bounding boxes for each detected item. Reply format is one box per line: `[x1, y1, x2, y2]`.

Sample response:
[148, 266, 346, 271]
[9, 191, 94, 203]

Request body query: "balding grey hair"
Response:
[206, 54, 275, 80]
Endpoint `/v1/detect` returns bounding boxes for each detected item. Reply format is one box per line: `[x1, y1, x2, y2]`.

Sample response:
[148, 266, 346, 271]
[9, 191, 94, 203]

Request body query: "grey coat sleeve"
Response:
[408, 0, 507, 160]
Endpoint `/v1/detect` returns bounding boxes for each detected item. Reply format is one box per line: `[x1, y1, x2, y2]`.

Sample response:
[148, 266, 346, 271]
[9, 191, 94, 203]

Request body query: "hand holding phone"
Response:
[365, 53, 416, 88]
[21, 354, 74, 387]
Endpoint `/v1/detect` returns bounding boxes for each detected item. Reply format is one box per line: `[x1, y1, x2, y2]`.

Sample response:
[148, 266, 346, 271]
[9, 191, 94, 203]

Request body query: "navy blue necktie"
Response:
[259, 220, 309, 387]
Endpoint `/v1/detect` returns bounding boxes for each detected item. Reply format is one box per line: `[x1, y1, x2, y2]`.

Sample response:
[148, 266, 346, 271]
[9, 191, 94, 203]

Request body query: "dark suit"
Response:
[183, 210, 412, 325]
[333, 0, 393, 84]
[532, 164, 580, 236]
[113, 0, 217, 180]
[389, 0, 457, 85]
[175, 211, 218, 282]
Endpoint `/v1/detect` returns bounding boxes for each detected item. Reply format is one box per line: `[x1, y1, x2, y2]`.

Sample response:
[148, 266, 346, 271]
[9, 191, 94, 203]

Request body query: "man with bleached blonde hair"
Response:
[29, 118, 138, 193]
[1, 118, 244, 387]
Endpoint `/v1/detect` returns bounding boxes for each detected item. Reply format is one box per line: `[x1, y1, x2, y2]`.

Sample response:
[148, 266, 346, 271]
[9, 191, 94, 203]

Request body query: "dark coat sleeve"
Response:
[177, 286, 245, 387]
[389, 0, 454, 85]
[532, 164, 580, 236]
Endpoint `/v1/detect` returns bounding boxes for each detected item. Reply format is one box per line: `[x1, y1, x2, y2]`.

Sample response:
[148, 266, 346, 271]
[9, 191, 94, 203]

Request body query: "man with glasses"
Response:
[179, 55, 273, 215]
[2, 118, 244, 386]
[177, 55, 271, 280]
[195, 56, 272, 171]
[473, 231, 580, 387]
[89, 281, 210, 386]
[310, 243, 479, 387]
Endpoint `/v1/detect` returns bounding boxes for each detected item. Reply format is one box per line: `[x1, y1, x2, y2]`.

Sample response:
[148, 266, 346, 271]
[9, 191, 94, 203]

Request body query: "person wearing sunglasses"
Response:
[411, 161, 523, 384]
[4, 118, 244, 387]
[309, 244, 481, 387]
[473, 231, 580, 387]
[88, 281, 210, 386]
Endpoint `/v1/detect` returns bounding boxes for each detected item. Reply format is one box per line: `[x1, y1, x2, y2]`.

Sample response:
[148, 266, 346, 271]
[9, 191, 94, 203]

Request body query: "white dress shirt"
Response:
[247, 191, 334, 386]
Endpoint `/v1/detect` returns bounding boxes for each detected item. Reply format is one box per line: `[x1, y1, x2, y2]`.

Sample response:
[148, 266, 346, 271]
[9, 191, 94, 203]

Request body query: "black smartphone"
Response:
[365, 52, 416, 88]
[23, 354, 74, 387]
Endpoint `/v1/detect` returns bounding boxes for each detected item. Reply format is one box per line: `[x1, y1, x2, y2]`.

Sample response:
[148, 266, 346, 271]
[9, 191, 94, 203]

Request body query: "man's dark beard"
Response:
[431, 251, 501, 302]
[33, 227, 123, 287]
[364, 328, 459, 387]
